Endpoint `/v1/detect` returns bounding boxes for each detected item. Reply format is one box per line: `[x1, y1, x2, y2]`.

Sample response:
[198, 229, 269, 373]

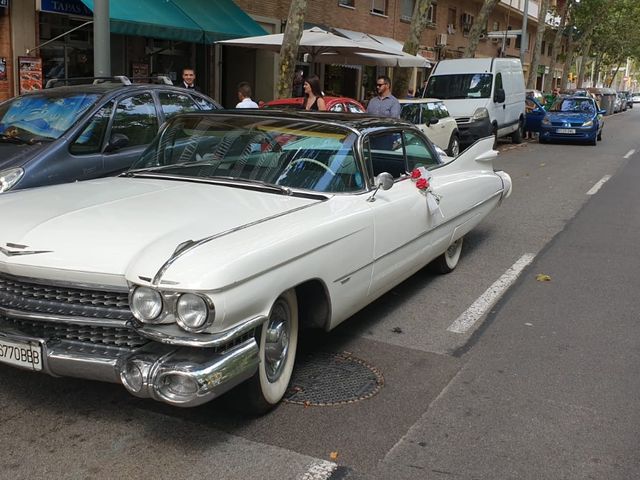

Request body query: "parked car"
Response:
[633, 93, 640, 104]
[539, 96, 605, 145]
[525, 97, 546, 136]
[424, 57, 526, 147]
[0, 110, 512, 413]
[620, 91, 634, 109]
[399, 98, 460, 156]
[613, 92, 624, 113]
[0, 77, 221, 193]
[262, 96, 365, 113]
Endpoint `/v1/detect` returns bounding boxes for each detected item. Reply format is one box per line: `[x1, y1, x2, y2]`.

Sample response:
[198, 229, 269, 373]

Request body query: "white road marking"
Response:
[586, 175, 612, 195]
[299, 460, 338, 480]
[624, 149, 635, 159]
[447, 253, 536, 334]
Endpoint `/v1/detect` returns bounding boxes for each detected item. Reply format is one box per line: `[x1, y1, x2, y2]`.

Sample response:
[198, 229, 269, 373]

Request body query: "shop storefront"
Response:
[32, 0, 265, 98]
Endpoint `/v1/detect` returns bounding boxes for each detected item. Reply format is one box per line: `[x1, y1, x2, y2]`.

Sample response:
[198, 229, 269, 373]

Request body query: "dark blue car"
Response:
[0, 79, 220, 193]
[525, 97, 546, 135]
[539, 96, 605, 146]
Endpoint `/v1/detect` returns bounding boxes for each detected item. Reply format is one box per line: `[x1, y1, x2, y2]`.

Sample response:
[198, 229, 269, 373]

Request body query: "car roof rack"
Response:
[44, 75, 173, 89]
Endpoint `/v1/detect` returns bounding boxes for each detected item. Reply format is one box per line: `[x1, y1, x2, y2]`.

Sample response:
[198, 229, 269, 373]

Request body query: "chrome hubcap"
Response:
[264, 299, 290, 383]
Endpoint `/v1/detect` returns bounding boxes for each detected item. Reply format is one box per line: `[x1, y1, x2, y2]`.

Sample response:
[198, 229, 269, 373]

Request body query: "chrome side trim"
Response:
[152, 200, 326, 286]
[0, 306, 131, 328]
[136, 315, 266, 347]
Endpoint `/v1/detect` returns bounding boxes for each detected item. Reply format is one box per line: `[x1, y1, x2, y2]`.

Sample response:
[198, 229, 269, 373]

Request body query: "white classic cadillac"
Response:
[0, 111, 511, 413]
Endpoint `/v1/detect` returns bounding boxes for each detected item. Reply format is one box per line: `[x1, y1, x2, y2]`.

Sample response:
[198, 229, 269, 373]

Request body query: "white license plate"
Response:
[0, 337, 42, 371]
[557, 128, 576, 134]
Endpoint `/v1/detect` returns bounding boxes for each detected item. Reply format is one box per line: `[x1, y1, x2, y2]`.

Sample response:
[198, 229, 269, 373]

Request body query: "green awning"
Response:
[80, 0, 266, 43]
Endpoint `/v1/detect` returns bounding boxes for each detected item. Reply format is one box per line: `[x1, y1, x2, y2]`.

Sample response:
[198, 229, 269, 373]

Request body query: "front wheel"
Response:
[597, 129, 602, 141]
[243, 289, 298, 414]
[431, 237, 463, 274]
[447, 133, 460, 157]
[511, 119, 524, 144]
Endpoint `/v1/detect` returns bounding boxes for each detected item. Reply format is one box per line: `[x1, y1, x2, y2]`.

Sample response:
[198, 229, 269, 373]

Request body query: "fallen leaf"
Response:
[329, 451, 339, 461]
[391, 327, 403, 334]
[536, 273, 551, 282]
[303, 400, 311, 408]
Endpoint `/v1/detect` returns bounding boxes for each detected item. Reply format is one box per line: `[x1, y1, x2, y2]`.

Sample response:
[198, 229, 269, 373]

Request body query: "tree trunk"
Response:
[391, 0, 433, 99]
[576, 38, 592, 88]
[608, 61, 623, 88]
[543, 0, 571, 92]
[527, 0, 550, 89]
[560, 31, 575, 89]
[463, 0, 500, 58]
[276, 0, 307, 99]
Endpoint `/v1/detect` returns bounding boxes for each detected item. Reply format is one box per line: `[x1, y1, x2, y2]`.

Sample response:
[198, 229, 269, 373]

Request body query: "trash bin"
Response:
[588, 87, 616, 115]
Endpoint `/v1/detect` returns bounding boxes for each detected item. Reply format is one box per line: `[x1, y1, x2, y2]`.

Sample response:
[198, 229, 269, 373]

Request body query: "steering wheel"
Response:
[284, 157, 336, 176]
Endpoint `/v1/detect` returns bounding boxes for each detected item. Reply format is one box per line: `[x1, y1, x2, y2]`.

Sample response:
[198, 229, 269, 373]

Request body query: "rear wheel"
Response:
[447, 133, 460, 157]
[431, 237, 463, 274]
[511, 119, 524, 144]
[242, 289, 298, 414]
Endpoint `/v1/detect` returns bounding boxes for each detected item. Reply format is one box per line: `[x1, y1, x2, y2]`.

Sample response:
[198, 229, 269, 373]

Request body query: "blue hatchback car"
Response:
[539, 96, 605, 146]
[0, 78, 220, 193]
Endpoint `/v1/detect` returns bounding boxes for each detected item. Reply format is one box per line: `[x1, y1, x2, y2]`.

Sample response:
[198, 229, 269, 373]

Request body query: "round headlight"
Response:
[176, 293, 210, 331]
[130, 287, 163, 322]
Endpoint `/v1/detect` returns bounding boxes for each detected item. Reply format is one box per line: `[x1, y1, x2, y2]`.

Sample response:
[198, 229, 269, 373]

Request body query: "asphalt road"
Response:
[0, 108, 638, 480]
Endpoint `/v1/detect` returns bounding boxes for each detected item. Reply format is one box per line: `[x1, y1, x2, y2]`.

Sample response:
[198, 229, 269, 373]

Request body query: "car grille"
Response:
[550, 121, 584, 127]
[0, 272, 133, 321]
[0, 314, 147, 348]
[455, 117, 471, 124]
[0, 272, 144, 348]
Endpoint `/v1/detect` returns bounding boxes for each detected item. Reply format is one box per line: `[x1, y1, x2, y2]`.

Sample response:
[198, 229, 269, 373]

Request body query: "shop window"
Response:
[159, 92, 198, 120]
[111, 93, 158, 148]
[70, 101, 113, 155]
[371, 0, 386, 15]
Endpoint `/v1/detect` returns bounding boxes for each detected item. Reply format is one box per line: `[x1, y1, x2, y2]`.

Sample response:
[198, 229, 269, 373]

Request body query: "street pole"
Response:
[93, 0, 111, 77]
[520, 0, 529, 66]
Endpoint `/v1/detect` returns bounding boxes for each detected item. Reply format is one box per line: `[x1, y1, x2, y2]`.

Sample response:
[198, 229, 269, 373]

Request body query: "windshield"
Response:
[130, 115, 364, 193]
[425, 74, 493, 99]
[550, 98, 595, 114]
[0, 92, 100, 141]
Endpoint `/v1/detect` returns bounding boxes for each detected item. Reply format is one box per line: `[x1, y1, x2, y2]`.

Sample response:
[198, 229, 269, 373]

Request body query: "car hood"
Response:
[0, 177, 321, 284]
[0, 141, 47, 170]
[546, 112, 593, 122]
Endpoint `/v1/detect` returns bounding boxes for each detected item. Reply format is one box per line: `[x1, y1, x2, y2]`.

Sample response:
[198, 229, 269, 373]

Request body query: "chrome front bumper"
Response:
[0, 329, 259, 408]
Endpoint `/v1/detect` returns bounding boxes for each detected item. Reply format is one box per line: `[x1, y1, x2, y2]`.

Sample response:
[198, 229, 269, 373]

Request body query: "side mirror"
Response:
[104, 133, 129, 153]
[598, 109, 606, 115]
[494, 89, 506, 103]
[428, 117, 439, 125]
[367, 172, 394, 202]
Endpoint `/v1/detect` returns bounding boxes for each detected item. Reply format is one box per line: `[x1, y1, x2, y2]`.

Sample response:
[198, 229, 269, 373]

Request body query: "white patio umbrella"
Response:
[315, 51, 430, 68]
[216, 27, 402, 58]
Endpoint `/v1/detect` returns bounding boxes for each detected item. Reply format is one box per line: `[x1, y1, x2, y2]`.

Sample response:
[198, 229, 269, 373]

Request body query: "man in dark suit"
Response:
[179, 67, 200, 91]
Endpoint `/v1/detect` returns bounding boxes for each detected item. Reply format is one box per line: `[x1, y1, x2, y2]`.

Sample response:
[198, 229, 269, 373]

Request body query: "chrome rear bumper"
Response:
[0, 329, 259, 407]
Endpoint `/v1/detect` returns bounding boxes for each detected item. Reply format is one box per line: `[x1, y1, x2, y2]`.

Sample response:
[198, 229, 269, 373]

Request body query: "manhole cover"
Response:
[283, 351, 384, 406]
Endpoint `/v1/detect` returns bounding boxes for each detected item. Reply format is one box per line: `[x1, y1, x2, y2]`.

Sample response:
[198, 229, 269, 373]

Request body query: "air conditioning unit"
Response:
[436, 33, 448, 46]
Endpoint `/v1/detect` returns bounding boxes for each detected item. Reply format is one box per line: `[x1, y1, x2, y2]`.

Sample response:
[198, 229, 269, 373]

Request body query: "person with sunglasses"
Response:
[366, 75, 401, 119]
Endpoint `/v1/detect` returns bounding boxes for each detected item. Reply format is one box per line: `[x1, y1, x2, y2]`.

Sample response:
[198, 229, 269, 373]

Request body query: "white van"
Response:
[424, 58, 526, 147]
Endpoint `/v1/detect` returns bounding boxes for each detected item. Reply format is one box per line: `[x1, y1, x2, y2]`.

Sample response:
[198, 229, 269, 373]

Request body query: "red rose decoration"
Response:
[416, 178, 429, 190]
[410, 168, 422, 180]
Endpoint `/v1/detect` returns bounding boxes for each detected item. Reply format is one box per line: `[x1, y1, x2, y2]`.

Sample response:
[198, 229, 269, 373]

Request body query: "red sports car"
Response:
[262, 96, 365, 113]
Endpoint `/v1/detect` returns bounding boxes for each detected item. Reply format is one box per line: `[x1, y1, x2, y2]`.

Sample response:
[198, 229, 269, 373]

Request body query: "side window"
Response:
[365, 132, 405, 179]
[70, 102, 113, 155]
[436, 102, 450, 119]
[159, 92, 199, 119]
[347, 102, 364, 113]
[192, 96, 217, 110]
[495, 73, 503, 92]
[422, 103, 436, 123]
[111, 93, 158, 148]
[330, 103, 346, 112]
[403, 131, 438, 171]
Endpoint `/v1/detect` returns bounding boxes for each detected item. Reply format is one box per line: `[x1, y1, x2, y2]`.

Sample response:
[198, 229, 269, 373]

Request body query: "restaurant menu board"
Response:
[19, 57, 43, 93]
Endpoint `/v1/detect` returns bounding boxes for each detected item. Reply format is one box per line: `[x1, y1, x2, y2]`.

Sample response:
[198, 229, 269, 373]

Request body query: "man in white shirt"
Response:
[236, 82, 259, 108]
